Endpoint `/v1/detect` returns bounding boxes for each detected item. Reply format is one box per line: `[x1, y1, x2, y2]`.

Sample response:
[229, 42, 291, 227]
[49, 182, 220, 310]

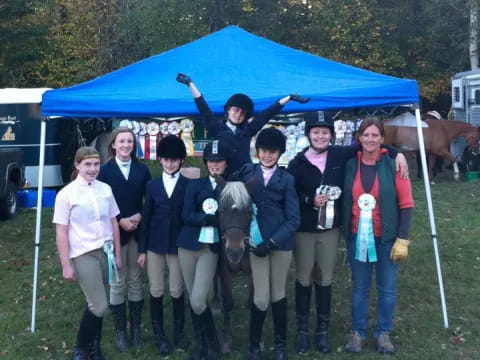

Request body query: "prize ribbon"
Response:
[249, 204, 262, 248]
[355, 194, 377, 263]
[198, 198, 219, 244]
[103, 240, 119, 284]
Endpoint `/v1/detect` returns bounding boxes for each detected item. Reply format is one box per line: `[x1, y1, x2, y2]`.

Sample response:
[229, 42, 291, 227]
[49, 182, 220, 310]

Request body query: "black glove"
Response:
[204, 214, 219, 227]
[176, 73, 192, 85]
[251, 241, 270, 257]
[289, 94, 311, 103]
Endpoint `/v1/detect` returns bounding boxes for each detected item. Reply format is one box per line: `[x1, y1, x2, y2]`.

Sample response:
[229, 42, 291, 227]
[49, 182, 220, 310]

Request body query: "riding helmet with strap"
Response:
[255, 127, 286, 154]
[203, 139, 232, 162]
[158, 135, 187, 159]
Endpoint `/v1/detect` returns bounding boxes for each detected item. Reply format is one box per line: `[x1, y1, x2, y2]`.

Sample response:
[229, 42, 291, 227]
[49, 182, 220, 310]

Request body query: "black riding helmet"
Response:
[203, 139, 232, 162]
[304, 112, 335, 136]
[224, 93, 254, 120]
[157, 135, 187, 159]
[255, 127, 286, 154]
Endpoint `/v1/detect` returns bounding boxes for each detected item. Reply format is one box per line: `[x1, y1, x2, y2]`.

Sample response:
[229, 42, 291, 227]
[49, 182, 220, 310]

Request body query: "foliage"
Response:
[0, 0, 49, 87]
[1, 0, 480, 108]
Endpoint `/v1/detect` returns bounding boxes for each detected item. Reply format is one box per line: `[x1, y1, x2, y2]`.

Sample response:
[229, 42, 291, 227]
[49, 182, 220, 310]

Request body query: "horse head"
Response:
[217, 180, 254, 266]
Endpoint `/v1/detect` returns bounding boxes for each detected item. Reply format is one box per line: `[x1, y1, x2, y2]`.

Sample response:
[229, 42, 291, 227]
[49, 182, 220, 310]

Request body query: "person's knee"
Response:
[254, 297, 269, 312]
[190, 298, 207, 315]
[90, 301, 109, 317]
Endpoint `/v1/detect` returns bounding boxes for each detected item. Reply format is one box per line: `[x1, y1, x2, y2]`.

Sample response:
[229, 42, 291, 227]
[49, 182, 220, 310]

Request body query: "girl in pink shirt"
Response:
[53, 146, 121, 359]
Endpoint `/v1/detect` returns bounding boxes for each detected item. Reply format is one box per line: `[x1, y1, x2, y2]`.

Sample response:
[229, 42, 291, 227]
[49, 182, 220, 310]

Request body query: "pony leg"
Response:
[210, 270, 222, 315]
[218, 259, 234, 354]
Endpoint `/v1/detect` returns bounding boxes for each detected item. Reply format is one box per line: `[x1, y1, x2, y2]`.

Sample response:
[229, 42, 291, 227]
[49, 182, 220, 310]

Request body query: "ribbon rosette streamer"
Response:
[355, 193, 377, 263]
[103, 240, 119, 284]
[198, 198, 219, 244]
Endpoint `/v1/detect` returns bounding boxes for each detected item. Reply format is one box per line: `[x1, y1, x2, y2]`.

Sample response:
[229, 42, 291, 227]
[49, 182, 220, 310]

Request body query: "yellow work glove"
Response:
[390, 238, 410, 263]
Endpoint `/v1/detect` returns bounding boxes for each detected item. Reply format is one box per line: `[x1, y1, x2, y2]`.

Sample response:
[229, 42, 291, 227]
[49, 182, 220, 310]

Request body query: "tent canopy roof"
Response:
[42, 26, 419, 118]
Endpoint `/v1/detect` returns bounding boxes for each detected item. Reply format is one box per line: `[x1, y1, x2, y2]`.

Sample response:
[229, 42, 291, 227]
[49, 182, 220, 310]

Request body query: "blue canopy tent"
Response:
[31, 26, 447, 332]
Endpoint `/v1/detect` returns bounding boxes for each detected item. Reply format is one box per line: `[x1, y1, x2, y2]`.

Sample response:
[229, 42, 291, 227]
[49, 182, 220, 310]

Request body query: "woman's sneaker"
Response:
[344, 331, 364, 353]
[376, 332, 395, 354]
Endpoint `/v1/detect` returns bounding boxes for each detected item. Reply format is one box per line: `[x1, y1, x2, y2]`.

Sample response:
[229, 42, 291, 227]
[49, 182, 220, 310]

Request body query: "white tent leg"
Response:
[414, 108, 449, 328]
[31, 117, 47, 333]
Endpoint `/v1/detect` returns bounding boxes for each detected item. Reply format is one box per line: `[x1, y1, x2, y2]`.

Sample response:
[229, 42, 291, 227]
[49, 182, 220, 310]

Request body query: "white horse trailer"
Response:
[451, 70, 480, 126]
[0, 89, 64, 188]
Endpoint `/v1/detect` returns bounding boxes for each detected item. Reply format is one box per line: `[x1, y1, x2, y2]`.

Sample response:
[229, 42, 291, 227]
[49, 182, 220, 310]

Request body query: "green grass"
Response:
[1, 161, 479, 359]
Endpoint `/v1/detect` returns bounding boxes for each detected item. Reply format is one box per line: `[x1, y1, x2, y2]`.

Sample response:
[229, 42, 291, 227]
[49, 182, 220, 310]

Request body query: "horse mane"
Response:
[219, 181, 251, 211]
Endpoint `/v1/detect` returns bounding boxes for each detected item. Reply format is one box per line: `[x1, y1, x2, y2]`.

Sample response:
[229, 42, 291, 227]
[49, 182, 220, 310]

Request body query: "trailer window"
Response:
[454, 87, 460, 102]
[476, 89, 480, 104]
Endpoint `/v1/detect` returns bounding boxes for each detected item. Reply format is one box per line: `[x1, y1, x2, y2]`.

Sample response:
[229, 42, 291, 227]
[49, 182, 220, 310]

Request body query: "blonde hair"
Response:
[71, 147, 100, 180]
[107, 127, 138, 161]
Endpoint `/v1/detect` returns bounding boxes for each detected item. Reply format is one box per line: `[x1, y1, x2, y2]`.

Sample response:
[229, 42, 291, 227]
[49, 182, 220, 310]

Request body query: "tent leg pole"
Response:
[414, 108, 449, 328]
[31, 118, 47, 334]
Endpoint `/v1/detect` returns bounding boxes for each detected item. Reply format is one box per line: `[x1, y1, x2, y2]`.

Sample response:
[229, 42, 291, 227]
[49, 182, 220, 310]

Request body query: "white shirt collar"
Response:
[226, 121, 237, 133]
[209, 175, 217, 189]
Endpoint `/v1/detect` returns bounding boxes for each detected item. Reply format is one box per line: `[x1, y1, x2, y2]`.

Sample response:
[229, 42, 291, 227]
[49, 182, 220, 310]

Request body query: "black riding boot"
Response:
[129, 299, 144, 349]
[189, 307, 207, 360]
[272, 298, 288, 360]
[295, 282, 312, 354]
[249, 304, 267, 360]
[172, 294, 187, 351]
[201, 307, 220, 360]
[315, 284, 332, 353]
[72, 308, 95, 360]
[150, 295, 172, 356]
[87, 313, 104, 360]
[110, 302, 128, 352]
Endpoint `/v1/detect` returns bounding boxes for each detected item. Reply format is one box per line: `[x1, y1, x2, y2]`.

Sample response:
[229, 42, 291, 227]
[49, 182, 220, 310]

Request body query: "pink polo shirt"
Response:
[53, 176, 120, 259]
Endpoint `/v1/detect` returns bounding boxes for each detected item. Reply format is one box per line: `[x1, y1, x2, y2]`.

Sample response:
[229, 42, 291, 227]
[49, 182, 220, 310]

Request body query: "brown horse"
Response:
[384, 119, 480, 181]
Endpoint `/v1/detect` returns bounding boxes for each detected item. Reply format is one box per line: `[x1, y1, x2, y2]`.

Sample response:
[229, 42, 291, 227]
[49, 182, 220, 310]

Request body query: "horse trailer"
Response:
[451, 70, 480, 126]
[0, 88, 64, 188]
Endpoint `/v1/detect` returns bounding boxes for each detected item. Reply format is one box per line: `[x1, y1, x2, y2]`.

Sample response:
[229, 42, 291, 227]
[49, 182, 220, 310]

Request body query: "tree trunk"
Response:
[470, 0, 479, 70]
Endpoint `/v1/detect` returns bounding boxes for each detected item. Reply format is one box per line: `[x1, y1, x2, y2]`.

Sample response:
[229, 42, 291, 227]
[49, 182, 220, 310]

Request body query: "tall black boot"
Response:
[201, 307, 220, 360]
[189, 307, 207, 360]
[150, 295, 172, 356]
[129, 299, 144, 349]
[249, 304, 267, 360]
[315, 284, 332, 353]
[172, 294, 187, 351]
[87, 313, 105, 360]
[272, 298, 288, 360]
[72, 308, 95, 360]
[295, 282, 312, 354]
[110, 302, 128, 352]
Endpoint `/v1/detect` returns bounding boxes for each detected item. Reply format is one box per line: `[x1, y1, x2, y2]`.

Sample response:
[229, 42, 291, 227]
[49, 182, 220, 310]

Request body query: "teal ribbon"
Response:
[355, 209, 377, 263]
[249, 204, 262, 248]
[103, 241, 119, 285]
[198, 226, 219, 244]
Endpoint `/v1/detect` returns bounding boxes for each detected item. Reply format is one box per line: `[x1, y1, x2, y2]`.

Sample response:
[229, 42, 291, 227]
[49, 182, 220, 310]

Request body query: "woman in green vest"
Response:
[342, 117, 414, 355]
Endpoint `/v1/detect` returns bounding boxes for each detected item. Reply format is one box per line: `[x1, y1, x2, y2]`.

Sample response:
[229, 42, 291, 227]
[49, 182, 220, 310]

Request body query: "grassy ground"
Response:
[0, 161, 479, 359]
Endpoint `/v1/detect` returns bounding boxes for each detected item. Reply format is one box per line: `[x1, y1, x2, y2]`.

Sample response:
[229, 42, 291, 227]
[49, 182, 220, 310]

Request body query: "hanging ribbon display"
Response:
[198, 198, 219, 244]
[249, 204, 262, 248]
[103, 240, 119, 285]
[355, 193, 377, 263]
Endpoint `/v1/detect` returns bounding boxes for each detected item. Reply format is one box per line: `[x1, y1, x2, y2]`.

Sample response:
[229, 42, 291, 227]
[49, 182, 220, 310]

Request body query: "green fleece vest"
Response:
[342, 154, 399, 243]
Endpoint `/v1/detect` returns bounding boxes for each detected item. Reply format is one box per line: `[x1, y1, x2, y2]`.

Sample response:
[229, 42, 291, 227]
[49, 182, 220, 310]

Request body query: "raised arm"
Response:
[176, 73, 222, 136]
[248, 94, 311, 135]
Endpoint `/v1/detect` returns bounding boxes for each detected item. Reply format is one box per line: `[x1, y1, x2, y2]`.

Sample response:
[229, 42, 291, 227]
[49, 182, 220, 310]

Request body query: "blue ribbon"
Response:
[198, 226, 219, 243]
[355, 210, 377, 263]
[103, 241, 119, 285]
[249, 204, 263, 248]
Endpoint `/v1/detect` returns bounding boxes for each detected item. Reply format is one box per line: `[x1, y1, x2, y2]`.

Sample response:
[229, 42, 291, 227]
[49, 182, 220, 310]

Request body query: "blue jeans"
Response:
[347, 235, 398, 338]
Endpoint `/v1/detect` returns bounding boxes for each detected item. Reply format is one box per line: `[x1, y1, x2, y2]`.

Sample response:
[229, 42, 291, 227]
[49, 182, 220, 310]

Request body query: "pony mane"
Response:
[219, 181, 251, 210]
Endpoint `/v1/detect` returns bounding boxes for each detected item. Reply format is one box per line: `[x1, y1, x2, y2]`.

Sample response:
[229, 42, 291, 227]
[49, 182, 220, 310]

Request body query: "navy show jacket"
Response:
[97, 159, 151, 246]
[138, 175, 188, 255]
[237, 163, 300, 251]
[177, 177, 220, 253]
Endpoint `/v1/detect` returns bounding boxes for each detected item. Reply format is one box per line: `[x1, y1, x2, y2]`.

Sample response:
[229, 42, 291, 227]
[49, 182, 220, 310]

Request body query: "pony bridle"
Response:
[220, 224, 251, 245]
